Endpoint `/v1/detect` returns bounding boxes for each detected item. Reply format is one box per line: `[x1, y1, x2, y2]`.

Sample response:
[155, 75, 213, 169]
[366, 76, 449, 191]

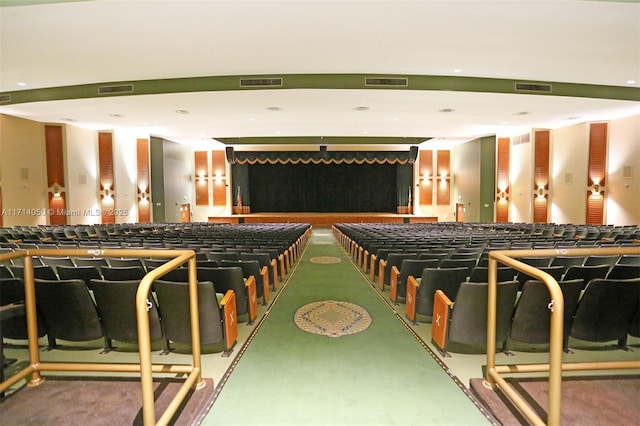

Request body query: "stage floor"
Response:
[208, 212, 438, 226]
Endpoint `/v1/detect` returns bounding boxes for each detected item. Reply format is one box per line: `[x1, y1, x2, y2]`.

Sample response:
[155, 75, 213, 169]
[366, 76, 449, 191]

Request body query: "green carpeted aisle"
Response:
[201, 228, 493, 425]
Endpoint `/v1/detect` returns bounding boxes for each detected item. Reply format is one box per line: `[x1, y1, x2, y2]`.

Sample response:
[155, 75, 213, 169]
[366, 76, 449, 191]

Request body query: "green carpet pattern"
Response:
[201, 228, 495, 425]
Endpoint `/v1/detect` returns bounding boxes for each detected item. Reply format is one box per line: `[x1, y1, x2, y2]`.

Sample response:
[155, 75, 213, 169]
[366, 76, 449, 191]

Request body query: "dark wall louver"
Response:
[240, 78, 283, 87]
[0, 94, 11, 104]
[515, 82, 552, 93]
[98, 84, 135, 95]
[365, 77, 408, 87]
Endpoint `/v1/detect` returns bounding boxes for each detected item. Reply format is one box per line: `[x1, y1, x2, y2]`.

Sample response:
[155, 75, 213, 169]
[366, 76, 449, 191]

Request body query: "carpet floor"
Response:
[470, 374, 640, 425]
[0, 376, 214, 425]
[201, 228, 493, 425]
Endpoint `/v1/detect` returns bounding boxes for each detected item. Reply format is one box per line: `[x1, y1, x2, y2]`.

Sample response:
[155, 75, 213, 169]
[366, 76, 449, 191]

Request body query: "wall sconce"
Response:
[536, 185, 545, 199]
[499, 191, 507, 200]
[138, 192, 149, 203]
[422, 172, 431, 184]
[101, 184, 113, 200]
[590, 179, 602, 196]
[215, 170, 225, 185]
[197, 171, 207, 185]
[52, 183, 61, 197]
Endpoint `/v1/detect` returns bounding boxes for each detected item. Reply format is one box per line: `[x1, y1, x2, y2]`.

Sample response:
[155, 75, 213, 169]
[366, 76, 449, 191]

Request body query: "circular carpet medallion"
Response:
[312, 241, 333, 245]
[310, 256, 341, 264]
[294, 300, 372, 338]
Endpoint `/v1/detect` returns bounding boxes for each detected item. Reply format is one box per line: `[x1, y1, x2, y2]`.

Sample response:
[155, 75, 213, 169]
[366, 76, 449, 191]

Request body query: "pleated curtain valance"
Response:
[234, 151, 413, 165]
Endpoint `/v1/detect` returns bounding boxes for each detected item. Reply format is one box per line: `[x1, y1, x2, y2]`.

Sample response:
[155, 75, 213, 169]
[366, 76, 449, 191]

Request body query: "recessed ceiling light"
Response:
[392, 117, 399, 121]
[109, 113, 125, 118]
[363, 131, 368, 135]
[354, 106, 370, 111]
[175, 110, 190, 114]
[17, 82, 27, 86]
[439, 108, 455, 113]
[275, 130, 281, 135]
[513, 111, 531, 116]
[453, 69, 461, 73]
[565, 116, 581, 121]
[627, 80, 637, 85]
[266, 107, 281, 112]
[249, 117, 255, 121]
[61, 118, 77, 122]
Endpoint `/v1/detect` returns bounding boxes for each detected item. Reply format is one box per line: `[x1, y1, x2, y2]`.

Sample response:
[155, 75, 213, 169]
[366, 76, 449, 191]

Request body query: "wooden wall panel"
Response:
[137, 138, 151, 223]
[495, 137, 510, 223]
[45, 124, 66, 225]
[98, 132, 115, 224]
[586, 122, 608, 225]
[194, 151, 209, 206]
[212, 150, 227, 207]
[436, 150, 450, 205]
[533, 130, 550, 223]
[419, 150, 433, 206]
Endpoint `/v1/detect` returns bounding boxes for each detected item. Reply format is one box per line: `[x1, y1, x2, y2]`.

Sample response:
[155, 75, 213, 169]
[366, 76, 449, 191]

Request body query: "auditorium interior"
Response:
[0, 1, 639, 425]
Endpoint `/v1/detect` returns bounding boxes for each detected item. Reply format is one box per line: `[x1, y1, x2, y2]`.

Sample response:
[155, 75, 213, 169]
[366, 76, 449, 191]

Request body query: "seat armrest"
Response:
[220, 290, 238, 351]
[389, 265, 400, 300]
[270, 259, 278, 289]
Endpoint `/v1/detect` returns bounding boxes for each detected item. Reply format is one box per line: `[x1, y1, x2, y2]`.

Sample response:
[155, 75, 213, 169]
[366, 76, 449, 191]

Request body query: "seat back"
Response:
[220, 259, 264, 298]
[101, 266, 146, 281]
[0, 277, 47, 338]
[563, 265, 610, 287]
[197, 267, 248, 317]
[584, 255, 620, 267]
[153, 280, 224, 346]
[415, 267, 469, 319]
[510, 279, 584, 345]
[56, 265, 103, 288]
[10, 265, 58, 281]
[606, 264, 640, 280]
[34, 278, 103, 343]
[90, 279, 163, 344]
[382, 253, 418, 286]
[469, 266, 517, 283]
[439, 258, 477, 276]
[550, 256, 585, 274]
[447, 280, 519, 349]
[570, 277, 640, 343]
[395, 259, 439, 299]
[516, 265, 564, 290]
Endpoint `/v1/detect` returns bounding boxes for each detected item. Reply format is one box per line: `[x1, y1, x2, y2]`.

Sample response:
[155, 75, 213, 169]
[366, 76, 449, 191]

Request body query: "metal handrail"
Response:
[486, 246, 640, 426]
[0, 248, 205, 426]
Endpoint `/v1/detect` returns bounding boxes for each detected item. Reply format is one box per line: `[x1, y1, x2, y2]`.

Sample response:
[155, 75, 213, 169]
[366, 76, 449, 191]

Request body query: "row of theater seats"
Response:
[0, 223, 312, 357]
[333, 222, 640, 355]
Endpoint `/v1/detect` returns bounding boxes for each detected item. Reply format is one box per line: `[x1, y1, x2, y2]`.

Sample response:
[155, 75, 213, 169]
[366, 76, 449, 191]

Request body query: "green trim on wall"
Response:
[479, 136, 497, 223]
[2, 73, 638, 106]
[149, 137, 165, 223]
[217, 136, 428, 146]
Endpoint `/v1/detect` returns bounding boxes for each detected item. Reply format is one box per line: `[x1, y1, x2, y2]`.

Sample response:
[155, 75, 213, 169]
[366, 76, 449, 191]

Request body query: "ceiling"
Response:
[1, 0, 639, 150]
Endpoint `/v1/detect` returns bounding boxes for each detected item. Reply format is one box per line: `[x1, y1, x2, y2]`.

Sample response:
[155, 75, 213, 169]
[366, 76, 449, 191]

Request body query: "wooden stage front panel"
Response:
[208, 213, 437, 226]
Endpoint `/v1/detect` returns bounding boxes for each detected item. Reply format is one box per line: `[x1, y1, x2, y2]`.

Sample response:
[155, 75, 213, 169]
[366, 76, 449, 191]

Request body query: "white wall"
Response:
[550, 122, 590, 224]
[65, 125, 99, 224]
[452, 140, 481, 222]
[606, 115, 640, 225]
[0, 114, 48, 226]
[510, 136, 533, 223]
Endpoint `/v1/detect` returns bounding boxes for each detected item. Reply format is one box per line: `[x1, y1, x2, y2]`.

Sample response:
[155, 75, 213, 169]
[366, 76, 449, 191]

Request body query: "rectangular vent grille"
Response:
[513, 133, 531, 145]
[0, 93, 11, 104]
[239, 78, 283, 87]
[515, 82, 552, 93]
[98, 84, 134, 95]
[365, 77, 408, 87]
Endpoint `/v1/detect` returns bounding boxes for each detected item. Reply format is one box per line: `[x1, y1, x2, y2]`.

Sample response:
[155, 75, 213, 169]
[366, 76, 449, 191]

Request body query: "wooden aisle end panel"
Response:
[221, 290, 238, 350]
[378, 259, 387, 290]
[405, 276, 419, 322]
[431, 290, 452, 350]
[245, 276, 258, 322]
[261, 266, 270, 304]
[389, 265, 400, 302]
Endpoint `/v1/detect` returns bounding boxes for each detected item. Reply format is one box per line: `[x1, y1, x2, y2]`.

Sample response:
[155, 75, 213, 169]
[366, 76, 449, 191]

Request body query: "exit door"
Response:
[455, 203, 465, 222]
[180, 203, 191, 223]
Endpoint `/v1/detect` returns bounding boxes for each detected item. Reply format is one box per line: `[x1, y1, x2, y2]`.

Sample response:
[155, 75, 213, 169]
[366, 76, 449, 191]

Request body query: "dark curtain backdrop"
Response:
[247, 163, 399, 212]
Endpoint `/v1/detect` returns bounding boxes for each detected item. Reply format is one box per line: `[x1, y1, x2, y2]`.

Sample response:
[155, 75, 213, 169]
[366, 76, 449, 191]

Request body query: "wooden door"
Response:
[455, 203, 465, 222]
[180, 203, 191, 222]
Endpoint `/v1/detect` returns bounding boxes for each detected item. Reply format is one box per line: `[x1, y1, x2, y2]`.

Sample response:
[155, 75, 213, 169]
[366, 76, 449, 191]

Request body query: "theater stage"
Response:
[208, 212, 438, 227]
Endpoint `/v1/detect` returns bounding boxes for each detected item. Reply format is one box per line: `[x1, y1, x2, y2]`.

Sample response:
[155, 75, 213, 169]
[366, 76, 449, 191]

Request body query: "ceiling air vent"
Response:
[515, 82, 552, 93]
[365, 77, 408, 87]
[0, 93, 11, 104]
[239, 78, 283, 88]
[98, 84, 134, 95]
